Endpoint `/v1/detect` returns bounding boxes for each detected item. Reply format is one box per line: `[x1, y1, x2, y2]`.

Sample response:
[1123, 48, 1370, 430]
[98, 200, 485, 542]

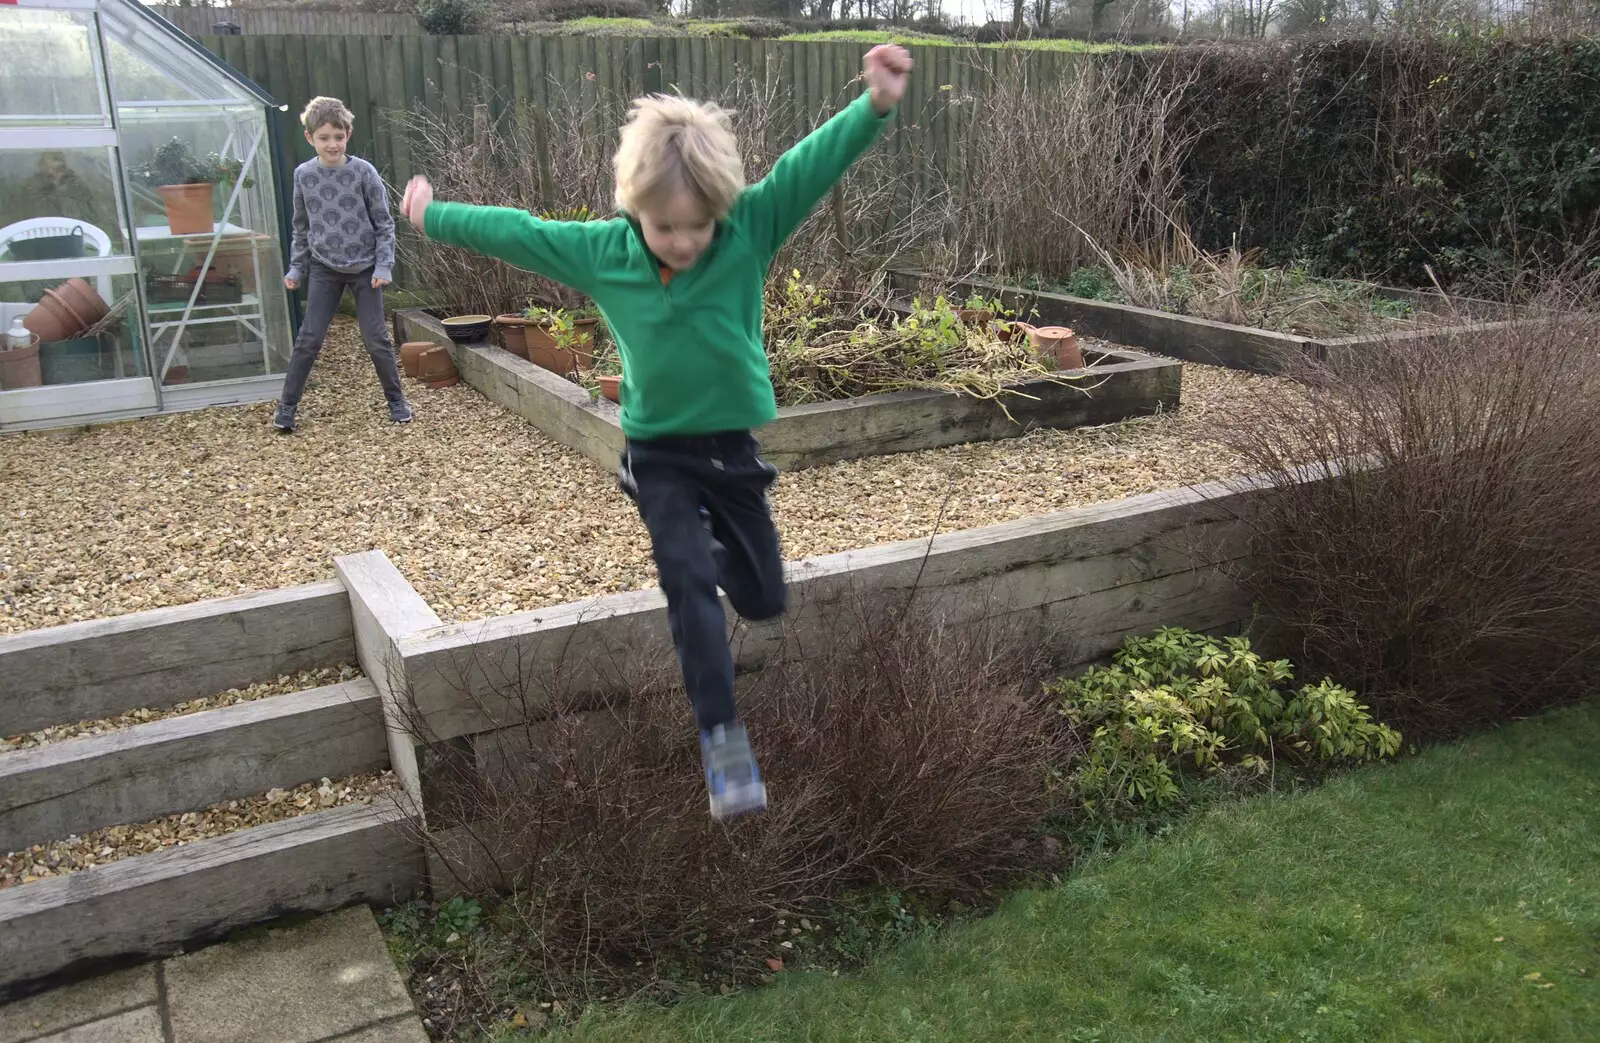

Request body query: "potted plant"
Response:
[957, 292, 1003, 326]
[589, 341, 623, 403]
[129, 139, 233, 236]
[523, 305, 598, 377]
[493, 310, 534, 359]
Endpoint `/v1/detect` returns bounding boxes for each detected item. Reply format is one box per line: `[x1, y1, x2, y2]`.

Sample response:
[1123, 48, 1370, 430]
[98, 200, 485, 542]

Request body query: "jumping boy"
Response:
[275, 96, 411, 433]
[399, 45, 913, 820]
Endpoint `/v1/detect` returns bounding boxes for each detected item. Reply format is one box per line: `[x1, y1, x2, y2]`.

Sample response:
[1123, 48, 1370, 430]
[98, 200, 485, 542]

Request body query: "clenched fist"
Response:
[401, 176, 434, 233]
[862, 44, 912, 116]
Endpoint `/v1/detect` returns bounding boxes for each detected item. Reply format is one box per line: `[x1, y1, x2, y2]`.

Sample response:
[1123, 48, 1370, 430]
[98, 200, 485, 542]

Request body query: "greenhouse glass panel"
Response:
[0, 0, 293, 431]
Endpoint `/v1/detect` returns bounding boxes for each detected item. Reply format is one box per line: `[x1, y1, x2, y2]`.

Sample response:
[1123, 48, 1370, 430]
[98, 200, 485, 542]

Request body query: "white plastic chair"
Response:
[0, 218, 116, 303]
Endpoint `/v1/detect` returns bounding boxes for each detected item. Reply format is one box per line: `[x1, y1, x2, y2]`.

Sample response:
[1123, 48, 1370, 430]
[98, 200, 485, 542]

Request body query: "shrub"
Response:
[1048, 628, 1400, 812]
[415, 0, 491, 34]
[393, 64, 954, 313]
[1219, 308, 1600, 739]
[1161, 36, 1600, 286]
[400, 594, 1072, 1011]
[526, 0, 653, 20]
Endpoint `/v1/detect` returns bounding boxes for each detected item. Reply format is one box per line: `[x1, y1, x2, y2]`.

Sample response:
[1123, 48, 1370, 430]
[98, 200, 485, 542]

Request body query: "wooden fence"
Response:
[192, 32, 1082, 285]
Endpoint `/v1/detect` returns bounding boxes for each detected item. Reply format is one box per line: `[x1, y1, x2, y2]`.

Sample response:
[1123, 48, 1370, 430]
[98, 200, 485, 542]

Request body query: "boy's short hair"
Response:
[301, 96, 354, 135]
[613, 95, 744, 220]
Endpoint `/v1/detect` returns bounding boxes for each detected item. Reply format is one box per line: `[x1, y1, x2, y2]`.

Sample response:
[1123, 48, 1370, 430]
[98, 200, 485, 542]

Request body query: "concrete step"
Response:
[0, 679, 388, 856]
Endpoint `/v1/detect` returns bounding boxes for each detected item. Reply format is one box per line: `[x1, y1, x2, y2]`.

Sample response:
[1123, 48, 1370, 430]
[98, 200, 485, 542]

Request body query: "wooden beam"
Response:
[397, 478, 1261, 742]
[0, 799, 424, 1003]
[0, 582, 354, 738]
[334, 552, 443, 812]
[0, 680, 388, 855]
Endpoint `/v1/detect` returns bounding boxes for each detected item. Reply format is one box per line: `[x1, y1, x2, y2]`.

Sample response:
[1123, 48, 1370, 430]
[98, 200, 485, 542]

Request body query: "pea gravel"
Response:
[0, 771, 399, 889]
[1, 663, 362, 754]
[0, 318, 1289, 633]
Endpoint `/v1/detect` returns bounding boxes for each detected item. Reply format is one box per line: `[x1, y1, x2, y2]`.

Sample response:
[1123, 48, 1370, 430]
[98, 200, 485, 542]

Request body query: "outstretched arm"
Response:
[401, 176, 601, 296]
[734, 44, 912, 258]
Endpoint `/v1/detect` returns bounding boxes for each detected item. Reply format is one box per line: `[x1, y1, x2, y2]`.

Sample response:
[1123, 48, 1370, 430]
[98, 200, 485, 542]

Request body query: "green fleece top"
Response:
[422, 92, 892, 440]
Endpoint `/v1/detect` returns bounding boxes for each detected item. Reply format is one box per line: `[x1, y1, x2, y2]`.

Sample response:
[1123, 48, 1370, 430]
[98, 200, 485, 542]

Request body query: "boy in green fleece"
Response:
[400, 44, 912, 821]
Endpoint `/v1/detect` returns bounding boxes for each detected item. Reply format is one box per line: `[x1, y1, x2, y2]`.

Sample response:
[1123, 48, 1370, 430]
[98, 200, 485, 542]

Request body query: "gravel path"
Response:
[1, 320, 1288, 632]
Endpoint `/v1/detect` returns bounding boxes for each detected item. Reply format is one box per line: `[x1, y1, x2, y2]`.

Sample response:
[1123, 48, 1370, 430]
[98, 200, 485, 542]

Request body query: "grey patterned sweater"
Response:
[286, 156, 395, 284]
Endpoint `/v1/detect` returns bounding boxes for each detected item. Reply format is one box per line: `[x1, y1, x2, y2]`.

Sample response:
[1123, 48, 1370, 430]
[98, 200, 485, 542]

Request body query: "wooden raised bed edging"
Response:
[0, 581, 356, 738]
[889, 269, 1552, 376]
[330, 476, 1265, 886]
[0, 678, 388, 855]
[395, 308, 1182, 472]
[0, 798, 424, 1003]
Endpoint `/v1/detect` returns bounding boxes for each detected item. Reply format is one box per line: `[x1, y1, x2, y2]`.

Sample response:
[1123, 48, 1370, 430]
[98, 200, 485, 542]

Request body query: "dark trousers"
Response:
[619, 431, 787, 731]
[278, 260, 404, 411]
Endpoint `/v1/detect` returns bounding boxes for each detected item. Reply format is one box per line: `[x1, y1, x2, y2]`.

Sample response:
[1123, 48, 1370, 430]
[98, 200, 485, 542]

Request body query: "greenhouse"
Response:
[0, 0, 294, 430]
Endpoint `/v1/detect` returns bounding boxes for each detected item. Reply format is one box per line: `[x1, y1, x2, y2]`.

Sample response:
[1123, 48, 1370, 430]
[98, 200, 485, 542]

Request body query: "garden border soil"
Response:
[395, 309, 1183, 472]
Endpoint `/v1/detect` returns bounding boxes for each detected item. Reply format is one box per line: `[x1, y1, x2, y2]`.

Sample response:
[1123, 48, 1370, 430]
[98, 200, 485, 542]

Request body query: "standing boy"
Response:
[400, 45, 913, 819]
[275, 96, 411, 433]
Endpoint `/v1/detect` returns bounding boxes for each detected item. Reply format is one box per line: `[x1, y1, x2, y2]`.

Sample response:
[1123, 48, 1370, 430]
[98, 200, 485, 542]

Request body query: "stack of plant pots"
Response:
[414, 345, 459, 389]
[4, 279, 112, 388]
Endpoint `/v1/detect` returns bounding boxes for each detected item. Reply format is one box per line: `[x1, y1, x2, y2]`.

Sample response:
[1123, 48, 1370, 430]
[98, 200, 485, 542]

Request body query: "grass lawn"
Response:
[552, 700, 1600, 1041]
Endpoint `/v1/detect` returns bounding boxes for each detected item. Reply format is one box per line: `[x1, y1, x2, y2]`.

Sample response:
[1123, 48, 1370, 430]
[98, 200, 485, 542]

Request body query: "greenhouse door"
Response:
[0, 3, 157, 431]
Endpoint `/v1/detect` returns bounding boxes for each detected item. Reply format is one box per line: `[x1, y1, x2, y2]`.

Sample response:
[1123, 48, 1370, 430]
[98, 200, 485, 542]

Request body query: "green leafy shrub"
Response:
[415, 0, 491, 35]
[1047, 628, 1401, 812]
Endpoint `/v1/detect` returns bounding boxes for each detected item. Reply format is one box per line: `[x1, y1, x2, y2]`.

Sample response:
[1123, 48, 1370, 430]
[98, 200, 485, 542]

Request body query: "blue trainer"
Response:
[699, 721, 767, 821]
[272, 406, 295, 434]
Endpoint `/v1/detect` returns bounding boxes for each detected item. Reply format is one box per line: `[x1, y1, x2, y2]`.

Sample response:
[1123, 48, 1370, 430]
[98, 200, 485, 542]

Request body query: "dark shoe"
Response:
[272, 407, 295, 434]
[390, 400, 413, 424]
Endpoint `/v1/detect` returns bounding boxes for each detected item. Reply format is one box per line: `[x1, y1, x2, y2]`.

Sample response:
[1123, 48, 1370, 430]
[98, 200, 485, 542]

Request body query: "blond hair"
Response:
[300, 96, 354, 134]
[613, 95, 744, 219]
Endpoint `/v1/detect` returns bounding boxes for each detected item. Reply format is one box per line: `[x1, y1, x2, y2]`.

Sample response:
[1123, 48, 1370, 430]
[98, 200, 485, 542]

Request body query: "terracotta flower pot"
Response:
[51, 277, 109, 329]
[992, 320, 1016, 343]
[493, 315, 531, 359]
[956, 308, 994, 326]
[22, 278, 108, 344]
[423, 375, 461, 389]
[0, 339, 42, 390]
[417, 346, 458, 382]
[1025, 324, 1083, 370]
[596, 373, 621, 403]
[157, 183, 216, 236]
[400, 341, 433, 379]
[525, 317, 597, 377]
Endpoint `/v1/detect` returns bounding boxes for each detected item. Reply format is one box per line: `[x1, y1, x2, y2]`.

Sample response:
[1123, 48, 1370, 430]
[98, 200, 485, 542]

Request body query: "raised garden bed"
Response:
[891, 270, 1536, 376]
[395, 308, 1183, 472]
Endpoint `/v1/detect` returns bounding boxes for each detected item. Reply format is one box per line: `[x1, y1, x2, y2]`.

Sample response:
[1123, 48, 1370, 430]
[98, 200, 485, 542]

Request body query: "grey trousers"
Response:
[278, 260, 404, 411]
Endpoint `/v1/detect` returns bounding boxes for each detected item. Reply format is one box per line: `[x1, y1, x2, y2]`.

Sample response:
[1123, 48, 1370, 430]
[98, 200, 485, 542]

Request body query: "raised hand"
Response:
[862, 44, 913, 116]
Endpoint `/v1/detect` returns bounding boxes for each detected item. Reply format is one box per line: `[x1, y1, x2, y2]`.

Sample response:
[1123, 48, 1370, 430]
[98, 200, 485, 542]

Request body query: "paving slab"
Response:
[34, 1006, 163, 1043]
[164, 906, 417, 1043]
[0, 965, 158, 1043]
